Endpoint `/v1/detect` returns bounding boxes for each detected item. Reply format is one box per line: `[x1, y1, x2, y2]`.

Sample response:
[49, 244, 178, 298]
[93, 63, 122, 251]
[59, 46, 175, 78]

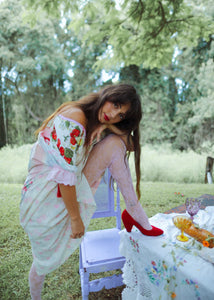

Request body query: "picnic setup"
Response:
[78, 170, 214, 299]
[120, 197, 214, 299]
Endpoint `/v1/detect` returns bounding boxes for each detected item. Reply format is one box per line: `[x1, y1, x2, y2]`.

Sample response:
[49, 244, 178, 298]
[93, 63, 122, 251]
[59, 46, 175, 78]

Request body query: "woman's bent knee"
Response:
[100, 134, 126, 151]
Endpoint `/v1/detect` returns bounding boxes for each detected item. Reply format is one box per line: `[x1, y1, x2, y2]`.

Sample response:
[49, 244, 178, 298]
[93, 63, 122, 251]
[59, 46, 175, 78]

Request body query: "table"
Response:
[119, 207, 214, 300]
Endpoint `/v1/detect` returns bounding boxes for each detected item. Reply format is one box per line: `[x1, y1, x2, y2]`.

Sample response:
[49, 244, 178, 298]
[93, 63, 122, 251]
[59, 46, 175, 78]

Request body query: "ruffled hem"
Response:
[46, 165, 77, 186]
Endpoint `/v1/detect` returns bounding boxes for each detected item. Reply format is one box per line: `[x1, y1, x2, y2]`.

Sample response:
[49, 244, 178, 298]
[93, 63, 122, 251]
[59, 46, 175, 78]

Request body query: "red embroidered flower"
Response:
[57, 138, 61, 148]
[70, 129, 80, 137]
[64, 157, 72, 164]
[44, 136, 50, 144]
[52, 130, 57, 140]
[70, 136, 77, 145]
[59, 147, 64, 156]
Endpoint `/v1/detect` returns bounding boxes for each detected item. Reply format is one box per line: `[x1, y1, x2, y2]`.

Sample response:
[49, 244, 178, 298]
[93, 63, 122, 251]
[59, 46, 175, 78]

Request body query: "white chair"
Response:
[79, 170, 125, 299]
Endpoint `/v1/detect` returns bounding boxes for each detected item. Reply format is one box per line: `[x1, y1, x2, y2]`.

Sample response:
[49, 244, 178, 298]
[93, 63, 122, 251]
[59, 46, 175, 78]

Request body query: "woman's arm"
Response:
[59, 184, 85, 239]
[90, 124, 134, 151]
[107, 124, 134, 151]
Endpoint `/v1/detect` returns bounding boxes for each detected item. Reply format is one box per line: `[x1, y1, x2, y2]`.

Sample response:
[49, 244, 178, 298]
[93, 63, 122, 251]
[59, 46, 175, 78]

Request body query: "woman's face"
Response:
[98, 101, 130, 124]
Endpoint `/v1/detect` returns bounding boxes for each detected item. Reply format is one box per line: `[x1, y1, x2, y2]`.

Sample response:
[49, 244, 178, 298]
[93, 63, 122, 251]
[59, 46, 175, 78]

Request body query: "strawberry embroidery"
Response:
[70, 128, 80, 137]
[70, 136, 77, 145]
[51, 126, 57, 140]
[64, 157, 72, 164]
[51, 130, 57, 140]
[50, 119, 83, 165]
[59, 147, 65, 156]
[57, 138, 61, 148]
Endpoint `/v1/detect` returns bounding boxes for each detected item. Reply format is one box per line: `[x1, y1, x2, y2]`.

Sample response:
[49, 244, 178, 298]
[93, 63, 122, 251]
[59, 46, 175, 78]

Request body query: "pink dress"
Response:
[20, 115, 96, 275]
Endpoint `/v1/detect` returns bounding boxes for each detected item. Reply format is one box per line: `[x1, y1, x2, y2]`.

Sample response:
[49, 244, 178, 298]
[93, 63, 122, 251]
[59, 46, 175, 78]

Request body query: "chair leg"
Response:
[79, 268, 89, 300]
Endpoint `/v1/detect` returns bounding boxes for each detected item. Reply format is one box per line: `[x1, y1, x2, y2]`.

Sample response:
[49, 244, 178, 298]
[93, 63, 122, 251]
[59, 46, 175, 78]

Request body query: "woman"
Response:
[20, 83, 163, 299]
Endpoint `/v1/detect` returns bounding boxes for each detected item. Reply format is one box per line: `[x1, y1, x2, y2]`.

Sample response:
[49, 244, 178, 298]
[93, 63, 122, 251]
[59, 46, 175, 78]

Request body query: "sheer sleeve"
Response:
[38, 115, 86, 186]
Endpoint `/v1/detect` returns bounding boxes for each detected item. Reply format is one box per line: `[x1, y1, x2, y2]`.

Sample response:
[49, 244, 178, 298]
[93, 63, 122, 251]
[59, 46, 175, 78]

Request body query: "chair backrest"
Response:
[92, 169, 121, 230]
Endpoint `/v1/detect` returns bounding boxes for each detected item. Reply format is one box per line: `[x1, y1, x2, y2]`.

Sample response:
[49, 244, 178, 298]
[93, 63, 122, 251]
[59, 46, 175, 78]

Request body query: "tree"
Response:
[63, 26, 109, 101]
[172, 33, 214, 150]
[0, 0, 107, 145]
[0, 0, 70, 145]
[188, 58, 214, 149]
[0, 60, 6, 147]
[23, 0, 214, 69]
[0, 0, 26, 146]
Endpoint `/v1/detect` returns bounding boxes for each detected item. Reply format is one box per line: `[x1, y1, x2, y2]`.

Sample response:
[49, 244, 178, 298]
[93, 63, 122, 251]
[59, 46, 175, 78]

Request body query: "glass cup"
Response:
[173, 215, 192, 242]
[185, 197, 201, 222]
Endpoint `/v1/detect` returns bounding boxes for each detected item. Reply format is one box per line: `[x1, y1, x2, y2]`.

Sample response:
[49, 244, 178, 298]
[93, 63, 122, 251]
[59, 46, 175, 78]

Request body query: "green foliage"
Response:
[23, 0, 79, 21]
[0, 0, 106, 146]
[27, 0, 214, 69]
[65, 34, 109, 101]
[169, 34, 214, 150]
[0, 0, 70, 144]
[1, 0, 214, 151]
[174, 40, 214, 150]
[172, 102, 195, 151]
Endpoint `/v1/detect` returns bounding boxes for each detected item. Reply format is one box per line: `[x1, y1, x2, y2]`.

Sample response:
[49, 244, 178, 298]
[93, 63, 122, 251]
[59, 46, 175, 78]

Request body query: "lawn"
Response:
[0, 182, 213, 300]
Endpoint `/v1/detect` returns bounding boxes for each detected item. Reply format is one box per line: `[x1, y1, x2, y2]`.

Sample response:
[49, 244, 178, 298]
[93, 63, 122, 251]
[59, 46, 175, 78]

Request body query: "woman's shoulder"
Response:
[59, 107, 87, 129]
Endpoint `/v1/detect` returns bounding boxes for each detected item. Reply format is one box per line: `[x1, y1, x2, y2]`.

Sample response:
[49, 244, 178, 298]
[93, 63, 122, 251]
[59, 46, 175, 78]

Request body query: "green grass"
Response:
[1, 182, 213, 300]
[0, 183, 82, 300]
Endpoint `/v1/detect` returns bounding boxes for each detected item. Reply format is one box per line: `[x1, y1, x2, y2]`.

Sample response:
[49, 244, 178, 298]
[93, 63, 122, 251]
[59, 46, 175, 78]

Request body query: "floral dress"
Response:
[20, 115, 96, 276]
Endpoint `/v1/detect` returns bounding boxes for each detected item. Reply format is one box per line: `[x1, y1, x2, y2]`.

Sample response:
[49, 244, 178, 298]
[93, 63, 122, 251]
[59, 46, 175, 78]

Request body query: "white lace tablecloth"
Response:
[120, 207, 214, 300]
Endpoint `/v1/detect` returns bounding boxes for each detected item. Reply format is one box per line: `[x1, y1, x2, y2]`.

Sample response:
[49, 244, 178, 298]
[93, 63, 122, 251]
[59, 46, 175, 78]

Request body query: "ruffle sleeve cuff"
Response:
[46, 165, 77, 186]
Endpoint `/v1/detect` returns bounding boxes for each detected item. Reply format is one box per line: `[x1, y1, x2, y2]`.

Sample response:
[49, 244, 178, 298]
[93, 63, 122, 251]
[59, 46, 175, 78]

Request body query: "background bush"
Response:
[0, 143, 211, 184]
[0, 144, 32, 184]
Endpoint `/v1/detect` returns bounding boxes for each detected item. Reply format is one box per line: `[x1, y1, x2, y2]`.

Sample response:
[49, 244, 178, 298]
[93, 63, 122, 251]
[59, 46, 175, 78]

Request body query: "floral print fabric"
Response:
[20, 115, 96, 275]
[120, 209, 214, 300]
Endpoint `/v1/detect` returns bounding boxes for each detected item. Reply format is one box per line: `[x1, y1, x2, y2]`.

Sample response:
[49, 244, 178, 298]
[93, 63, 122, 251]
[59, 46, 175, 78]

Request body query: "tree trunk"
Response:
[0, 64, 6, 148]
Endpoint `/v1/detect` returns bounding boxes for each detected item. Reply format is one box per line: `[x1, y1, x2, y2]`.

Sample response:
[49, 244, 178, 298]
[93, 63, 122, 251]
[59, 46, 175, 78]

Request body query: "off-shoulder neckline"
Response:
[57, 114, 86, 132]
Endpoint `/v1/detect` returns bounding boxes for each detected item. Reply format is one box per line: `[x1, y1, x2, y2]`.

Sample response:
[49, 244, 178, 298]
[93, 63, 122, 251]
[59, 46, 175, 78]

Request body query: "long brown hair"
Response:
[36, 84, 142, 199]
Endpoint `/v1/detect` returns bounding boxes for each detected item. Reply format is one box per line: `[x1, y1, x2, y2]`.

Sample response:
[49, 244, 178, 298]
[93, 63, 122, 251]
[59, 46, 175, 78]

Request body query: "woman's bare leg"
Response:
[83, 135, 152, 230]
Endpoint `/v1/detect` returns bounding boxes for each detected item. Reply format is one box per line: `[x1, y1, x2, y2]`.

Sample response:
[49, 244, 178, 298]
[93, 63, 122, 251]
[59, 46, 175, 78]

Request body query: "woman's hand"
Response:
[59, 184, 85, 239]
[70, 217, 85, 239]
[90, 124, 107, 144]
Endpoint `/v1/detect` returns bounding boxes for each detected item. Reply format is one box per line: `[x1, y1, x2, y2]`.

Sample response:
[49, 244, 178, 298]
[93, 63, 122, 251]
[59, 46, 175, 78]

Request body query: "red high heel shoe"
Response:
[122, 209, 164, 236]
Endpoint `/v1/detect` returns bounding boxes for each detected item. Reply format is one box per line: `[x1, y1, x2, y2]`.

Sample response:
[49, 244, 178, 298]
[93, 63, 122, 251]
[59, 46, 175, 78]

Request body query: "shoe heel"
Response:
[124, 222, 133, 232]
[121, 210, 133, 232]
